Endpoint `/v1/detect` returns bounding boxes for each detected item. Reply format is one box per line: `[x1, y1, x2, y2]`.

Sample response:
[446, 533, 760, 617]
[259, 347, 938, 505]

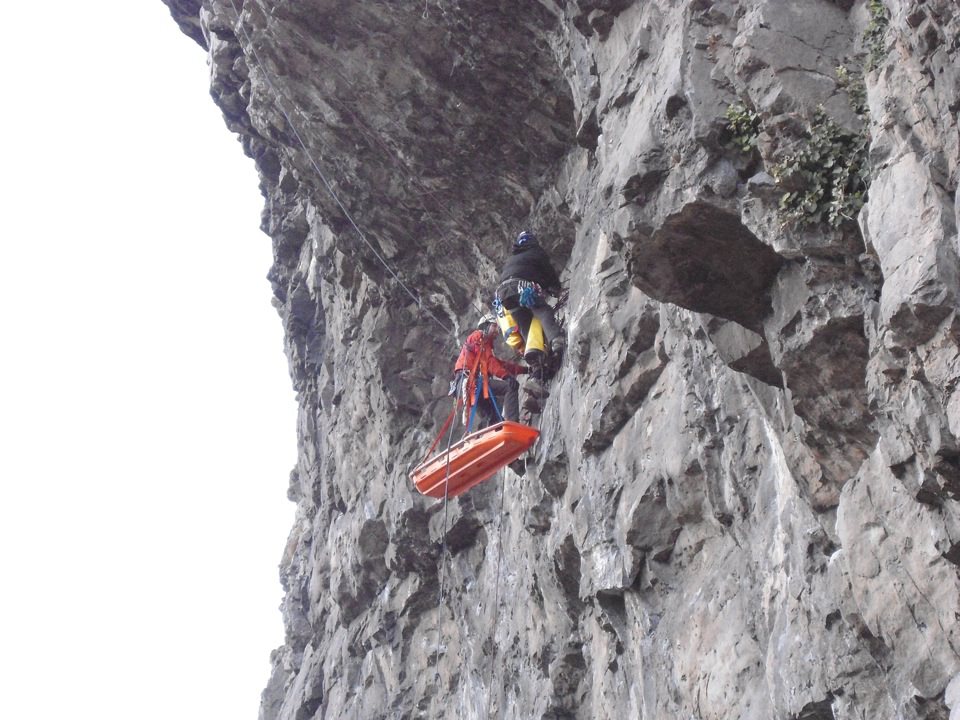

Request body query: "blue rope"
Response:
[466, 379, 482, 432]
[467, 405, 478, 433]
[487, 379, 504, 422]
[466, 372, 503, 431]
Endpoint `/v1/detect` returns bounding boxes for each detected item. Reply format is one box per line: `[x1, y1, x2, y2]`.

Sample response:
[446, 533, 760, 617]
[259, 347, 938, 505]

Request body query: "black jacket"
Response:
[499, 242, 561, 294]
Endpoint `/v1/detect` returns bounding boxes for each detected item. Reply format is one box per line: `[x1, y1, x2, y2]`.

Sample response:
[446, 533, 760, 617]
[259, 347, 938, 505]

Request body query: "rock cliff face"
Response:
[164, 1, 960, 718]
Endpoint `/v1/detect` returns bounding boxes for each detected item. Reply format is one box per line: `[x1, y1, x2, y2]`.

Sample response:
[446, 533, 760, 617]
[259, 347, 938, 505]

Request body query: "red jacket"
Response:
[454, 330, 524, 380]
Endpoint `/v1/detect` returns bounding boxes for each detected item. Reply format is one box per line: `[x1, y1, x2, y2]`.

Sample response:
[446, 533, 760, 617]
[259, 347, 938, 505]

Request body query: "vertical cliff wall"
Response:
[163, 1, 960, 718]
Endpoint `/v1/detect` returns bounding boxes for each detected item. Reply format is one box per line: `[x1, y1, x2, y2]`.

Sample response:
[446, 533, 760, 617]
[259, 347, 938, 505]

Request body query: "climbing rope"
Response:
[483, 342, 556, 714]
[484, 348, 555, 711]
[431, 395, 461, 696]
[226, 0, 456, 339]
[485, 465, 509, 716]
[224, 5, 561, 708]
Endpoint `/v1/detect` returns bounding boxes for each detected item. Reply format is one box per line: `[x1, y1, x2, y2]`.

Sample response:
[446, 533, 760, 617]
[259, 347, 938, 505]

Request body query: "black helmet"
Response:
[514, 230, 536, 248]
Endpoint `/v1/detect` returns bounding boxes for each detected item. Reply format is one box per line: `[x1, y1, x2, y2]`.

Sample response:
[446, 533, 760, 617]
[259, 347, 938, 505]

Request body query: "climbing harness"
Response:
[458, 346, 485, 427]
[466, 365, 504, 432]
[518, 282, 541, 309]
[496, 278, 545, 310]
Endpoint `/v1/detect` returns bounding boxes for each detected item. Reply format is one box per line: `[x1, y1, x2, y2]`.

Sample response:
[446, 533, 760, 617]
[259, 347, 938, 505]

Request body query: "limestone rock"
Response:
[162, 1, 960, 718]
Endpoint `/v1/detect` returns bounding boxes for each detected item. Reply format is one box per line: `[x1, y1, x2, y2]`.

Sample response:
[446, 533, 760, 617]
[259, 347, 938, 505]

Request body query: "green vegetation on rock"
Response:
[863, 0, 890, 72]
[724, 102, 762, 154]
[772, 106, 869, 228]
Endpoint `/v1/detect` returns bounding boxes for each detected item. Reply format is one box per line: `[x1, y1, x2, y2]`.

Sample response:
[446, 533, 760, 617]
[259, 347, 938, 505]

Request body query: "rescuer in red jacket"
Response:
[452, 314, 528, 429]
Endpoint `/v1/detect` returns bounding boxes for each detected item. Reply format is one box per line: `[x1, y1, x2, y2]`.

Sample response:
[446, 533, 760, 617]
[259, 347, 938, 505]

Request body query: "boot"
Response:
[524, 377, 548, 397]
[524, 347, 547, 368]
[522, 390, 543, 414]
[544, 338, 564, 379]
[540, 354, 558, 381]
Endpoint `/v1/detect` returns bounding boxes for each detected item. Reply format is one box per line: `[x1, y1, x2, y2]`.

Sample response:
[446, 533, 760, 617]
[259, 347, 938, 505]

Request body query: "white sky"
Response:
[1, 4, 297, 719]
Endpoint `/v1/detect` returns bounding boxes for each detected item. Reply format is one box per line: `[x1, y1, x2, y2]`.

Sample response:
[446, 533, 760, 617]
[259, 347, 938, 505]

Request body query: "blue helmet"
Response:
[514, 230, 536, 248]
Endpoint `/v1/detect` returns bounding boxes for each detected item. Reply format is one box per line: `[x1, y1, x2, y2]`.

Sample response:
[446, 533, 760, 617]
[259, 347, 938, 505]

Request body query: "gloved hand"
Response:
[448, 370, 465, 396]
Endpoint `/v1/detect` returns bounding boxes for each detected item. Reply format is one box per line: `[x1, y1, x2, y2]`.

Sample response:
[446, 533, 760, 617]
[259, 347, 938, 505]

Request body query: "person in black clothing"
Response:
[494, 230, 564, 370]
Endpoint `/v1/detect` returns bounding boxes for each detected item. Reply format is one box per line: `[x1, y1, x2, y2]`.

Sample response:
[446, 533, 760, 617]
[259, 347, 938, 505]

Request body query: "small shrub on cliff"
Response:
[835, 64, 867, 115]
[724, 102, 761, 153]
[863, 0, 890, 72]
[772, 107, 869, 228]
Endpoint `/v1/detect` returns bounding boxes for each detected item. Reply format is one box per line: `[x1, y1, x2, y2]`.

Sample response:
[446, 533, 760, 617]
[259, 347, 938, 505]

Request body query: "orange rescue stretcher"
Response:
[410, 421, 539, 499]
